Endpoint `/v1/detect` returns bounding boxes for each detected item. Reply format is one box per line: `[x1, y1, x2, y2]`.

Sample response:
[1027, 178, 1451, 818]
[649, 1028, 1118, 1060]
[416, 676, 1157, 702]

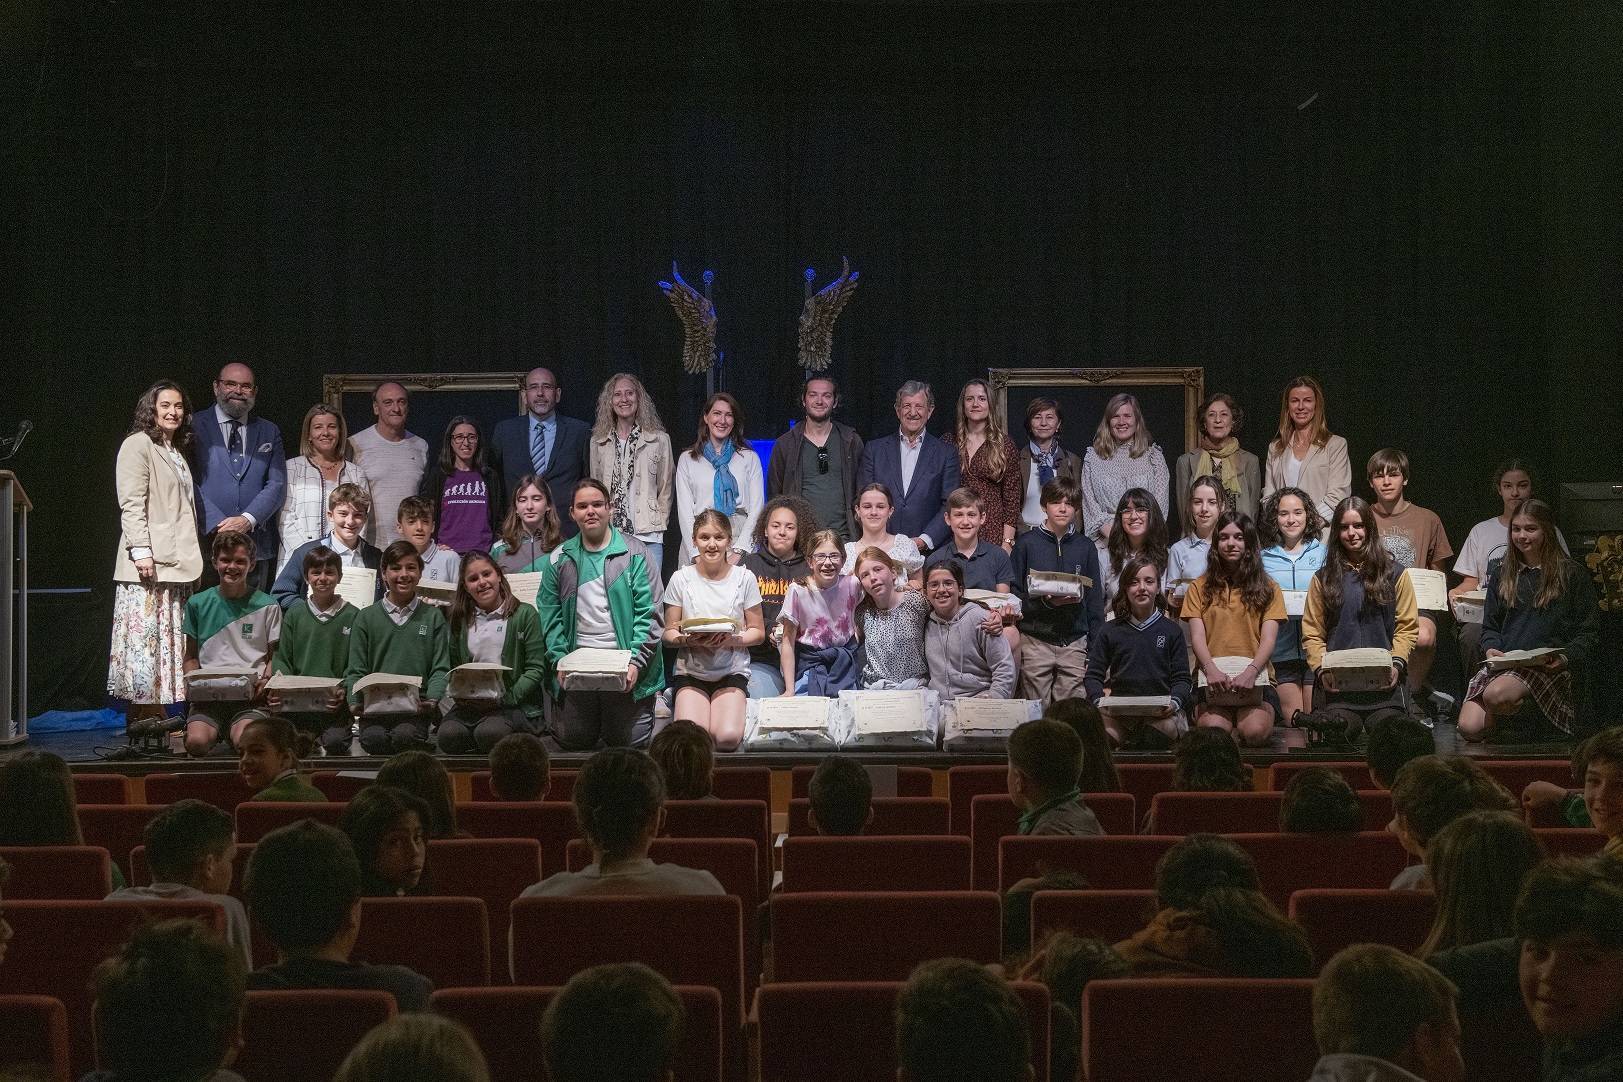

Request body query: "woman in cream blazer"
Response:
[108, 381, 204, 716]
[1262, 376, 1352, 524]
[589, 373, 674, 573]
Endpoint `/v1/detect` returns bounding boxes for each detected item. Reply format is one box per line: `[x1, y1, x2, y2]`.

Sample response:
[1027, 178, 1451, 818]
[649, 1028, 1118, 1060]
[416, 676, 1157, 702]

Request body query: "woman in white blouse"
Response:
[1262, 376, 1351, 524]
[1080, 393, 1170, 563]
[673, 392, 763, 565]
[278, 404, 365, 576]
[589, 373, 674, 574]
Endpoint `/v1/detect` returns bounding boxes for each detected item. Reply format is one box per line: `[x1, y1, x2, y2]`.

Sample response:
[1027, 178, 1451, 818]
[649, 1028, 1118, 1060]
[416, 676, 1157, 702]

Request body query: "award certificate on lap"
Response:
[334, 567, 377, 610]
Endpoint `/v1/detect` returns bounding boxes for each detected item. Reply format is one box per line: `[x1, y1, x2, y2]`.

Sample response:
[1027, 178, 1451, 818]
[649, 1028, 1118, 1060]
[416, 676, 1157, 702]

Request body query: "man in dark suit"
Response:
[194, 362, 286, 591]
[857, 379, 961, 555]
[489, 366, 592, 538]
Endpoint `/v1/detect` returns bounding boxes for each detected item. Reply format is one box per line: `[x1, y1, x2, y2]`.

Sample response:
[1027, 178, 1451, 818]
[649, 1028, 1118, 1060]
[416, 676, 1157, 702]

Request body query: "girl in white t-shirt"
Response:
[662, 509, 765, 750]
[779, 529, 864, 695]
[1450, 458, 1567, 603]
[843, 482, 925, 588]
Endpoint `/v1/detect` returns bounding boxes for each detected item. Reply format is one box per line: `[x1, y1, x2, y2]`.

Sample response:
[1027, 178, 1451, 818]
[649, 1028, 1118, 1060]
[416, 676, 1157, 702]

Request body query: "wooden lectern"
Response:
[0, 472, 29, 745]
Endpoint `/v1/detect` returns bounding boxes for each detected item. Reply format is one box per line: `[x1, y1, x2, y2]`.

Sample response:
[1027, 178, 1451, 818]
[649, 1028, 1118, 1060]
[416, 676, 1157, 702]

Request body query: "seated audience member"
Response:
[1015, 933, 1129, 1082]
[1153, 833, 1262, 910]
[242, 820, 432, 1011]
[1366, 715, 1437, 790]
[0, 751, 127, 890]
[1279, 767, 1364, 834]
[395, 495, 461, 584]
[520, 748, 723, 898]
[85, 920, 247, 1082]
[376, 751, 459, 838]
[1007, 718, 1103, 837]
[924, 562, 1016, 700]
[541, 963, 686, 1082]
[1416, 810, 1545, 959]
[1045, 698, 1122, 792]
[272, 483, 381, 610]
[807, 755, 874, 836]
[1082, 556, 1193, 749]
[108, 799, 252, 966]
[648, 718, 716, 800]
[267, 545, 358, 755]
[1172, 727, 1253, 793]
[344, 539, 451, 754]
[896, 958, 1033, 1082]
[236, 713, 324, 802]
[1309, 943, 1465, 1082]
[487, 732, 551, 802]
[1388, 756, 1517, 890]
[1517, 857, 1623, 1080]
[436, 550, 547, 754]
[182, 530, 283, 757]
[339, 787, 430, 898]
[1523, 726, 1622, 847]
[1115, 885, 1314, 979]
[333, 1012, 491, 1082]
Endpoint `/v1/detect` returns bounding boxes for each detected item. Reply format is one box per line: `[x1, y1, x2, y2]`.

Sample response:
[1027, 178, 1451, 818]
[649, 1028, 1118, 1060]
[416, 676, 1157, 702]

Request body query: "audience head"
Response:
[0, 751, 81, 846]
[808, 756, 873, 836]
[574, 749, 666, 865]
[1007, 719, 1083, 809]
[1192, 887, 1315, 979]
[92, 919, 246, 1082]
[1154, 834, 1260, 911]
[1366, 715, 1436, 789]
[896, 958, 1032, 1082]
[244, 821, 362, 955]
[488, 733, 551, 802]
[541, 962, 685, 1082]
[340, 786, 430, 897]
[1576, 727, 1623, 840]
[333, 1013, 490, 1082]
[648, 720, 715, 801]
[1388, 755, 1516, 857]
[144, 799, 237, 893]
[1027, 933, 1127, 1082]
[1312, 944, 1463, 1082]
[376, 751, 458, 838]
[1279, 767, 1363, 834]
[1172, 728, 1251, 793]
[1044, 699, 1120, 793]
[236, 714, 314, 793]
[1516, 856, 1623, 1041]
[1418, 810, 1545, 958]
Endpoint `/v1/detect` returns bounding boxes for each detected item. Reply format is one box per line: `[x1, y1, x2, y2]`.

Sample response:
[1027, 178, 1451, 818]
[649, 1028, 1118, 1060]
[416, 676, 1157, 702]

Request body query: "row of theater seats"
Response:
[0, 891, 1544, 1082]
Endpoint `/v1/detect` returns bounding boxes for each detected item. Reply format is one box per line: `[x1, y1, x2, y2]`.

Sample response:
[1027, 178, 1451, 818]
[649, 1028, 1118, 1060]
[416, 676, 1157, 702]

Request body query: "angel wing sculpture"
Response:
[658, 263, 718, 375]
[797, 257, 860, 372]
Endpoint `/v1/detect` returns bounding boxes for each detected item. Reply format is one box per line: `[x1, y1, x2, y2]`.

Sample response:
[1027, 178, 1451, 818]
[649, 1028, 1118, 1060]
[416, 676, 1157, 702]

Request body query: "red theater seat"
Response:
[0, 995, 71, 1082]
[1147, 790, 1393, 834]
[1288, 889, 1437, 966]
[791, 764, 933, 798]
[1030, 889, 1158, 946]
[1084, 978, 1317, 1082]
[471, 768, 578, 802]
[753, 980, 1051, 1082]
[786, 796, 951, 836]
[233, 801, 347, 842]
[457, 800, 579, 860]
[1115, 763, 1179, 815]
[1534, 828, 1606, 858]
[779, 836, 972, 893]
[354, 896, 490, 987]
[712, 766, 774, 805]
[141, 772, 257, 810]
[435, 985, 725, 1082]
[660, 800, 771, 895]
[309, 770, 374, 801]
[426, 837, 540, 961]
[71, 774, 130, 805]
[234, 990, 395, 1082]
[1269, 760, 1374, 791]
[1238, 832, 1415, 906]
[77, 804, 164, 883]
[970, 793, 1135, 890]
[947, 765, 1012, 835]
[0, 847, 112, 900]
[1476, 759, 1572, 796]
[998, 836, 1177, 894]
[0, 899, 224, 1075]
[770, 892, 1001, 982]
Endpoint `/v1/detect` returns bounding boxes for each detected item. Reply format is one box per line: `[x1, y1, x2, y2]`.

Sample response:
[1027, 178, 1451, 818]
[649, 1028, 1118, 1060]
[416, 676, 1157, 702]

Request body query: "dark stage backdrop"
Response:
[2, 5, 1619, 642]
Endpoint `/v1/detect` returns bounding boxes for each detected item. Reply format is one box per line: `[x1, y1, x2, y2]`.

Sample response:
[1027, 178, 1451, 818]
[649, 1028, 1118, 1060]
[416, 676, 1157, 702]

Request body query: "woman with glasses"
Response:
[417, 416, 501, 554]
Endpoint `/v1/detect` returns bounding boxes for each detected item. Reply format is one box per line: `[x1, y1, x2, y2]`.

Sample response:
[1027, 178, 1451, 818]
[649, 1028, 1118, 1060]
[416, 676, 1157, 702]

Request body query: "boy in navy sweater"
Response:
[1011, 479, 1106, 707]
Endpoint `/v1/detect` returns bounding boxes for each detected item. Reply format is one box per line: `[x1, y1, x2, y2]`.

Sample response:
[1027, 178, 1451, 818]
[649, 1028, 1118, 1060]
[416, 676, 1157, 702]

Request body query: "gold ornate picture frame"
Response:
[322, 372, 531, 448]
[987, 367, 1206, 456]
[321, 371, 528, 411]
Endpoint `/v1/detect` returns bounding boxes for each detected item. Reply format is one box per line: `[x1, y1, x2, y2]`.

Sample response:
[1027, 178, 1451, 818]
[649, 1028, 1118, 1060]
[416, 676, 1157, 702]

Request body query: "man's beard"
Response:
[217, 394, 254, 420]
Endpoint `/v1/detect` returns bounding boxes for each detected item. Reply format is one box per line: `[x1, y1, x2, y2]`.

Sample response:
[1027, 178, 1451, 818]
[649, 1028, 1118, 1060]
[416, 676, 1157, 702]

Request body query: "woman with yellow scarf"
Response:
[1174, 393, 1261, 535]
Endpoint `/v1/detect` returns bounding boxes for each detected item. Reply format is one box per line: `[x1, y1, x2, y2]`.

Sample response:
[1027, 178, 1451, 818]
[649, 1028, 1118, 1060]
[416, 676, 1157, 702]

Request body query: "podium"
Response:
[1, 471, 29, 745]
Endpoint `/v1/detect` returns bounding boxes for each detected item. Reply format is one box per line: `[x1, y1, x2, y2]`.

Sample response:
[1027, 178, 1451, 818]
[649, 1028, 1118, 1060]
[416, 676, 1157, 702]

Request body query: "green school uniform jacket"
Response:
[536, 527, 664, 700]
[451, 603, 547, 718]
[252, 771, 327, 803]
[344, 601, 451, 709]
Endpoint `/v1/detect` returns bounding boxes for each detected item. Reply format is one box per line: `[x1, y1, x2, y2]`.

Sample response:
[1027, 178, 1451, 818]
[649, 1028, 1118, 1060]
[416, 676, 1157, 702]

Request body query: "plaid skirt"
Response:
[1465, 662, 1574, 733]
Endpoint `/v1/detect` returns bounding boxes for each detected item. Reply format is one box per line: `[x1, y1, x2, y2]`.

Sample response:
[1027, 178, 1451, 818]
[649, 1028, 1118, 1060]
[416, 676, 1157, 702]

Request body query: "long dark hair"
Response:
[1045, 699, 1121, 793]
[1107, 488, 1169, 579]
[1497, 498, 1572, 609]
[1203, 512, 1275, 613]
[497, 474, 563, 556]
[449, 550, 517, 640]
[339, 785, 433, 897]
[435, 415, 488, 475]
[1109, 555, 1165, 623]
[130, 380, 195, 456]
[376, 751, 458, 839]
[1316, 496, 1396, 620]
[687, 392, 748, 458]
[753, 495, 817, 559]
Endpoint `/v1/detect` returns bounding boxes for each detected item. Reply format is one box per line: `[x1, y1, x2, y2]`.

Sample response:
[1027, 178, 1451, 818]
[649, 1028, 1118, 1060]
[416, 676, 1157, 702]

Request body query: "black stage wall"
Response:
[2, 4, 1619, 613]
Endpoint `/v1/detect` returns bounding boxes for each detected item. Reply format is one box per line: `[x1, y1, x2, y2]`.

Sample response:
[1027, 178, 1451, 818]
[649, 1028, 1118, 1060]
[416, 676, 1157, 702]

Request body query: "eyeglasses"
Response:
[811, 553, 844, 564]
[450, 434, 479, 444]
[816, 446, 830, 474]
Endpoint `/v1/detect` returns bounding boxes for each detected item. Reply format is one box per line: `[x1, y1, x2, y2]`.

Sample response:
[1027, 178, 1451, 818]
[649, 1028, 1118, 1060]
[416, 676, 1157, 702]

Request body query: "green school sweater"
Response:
[252, 771, 327, 803]
[450, 603, 548, 717]
[344, 601, 451, 709]
[273, 600, 358, 679]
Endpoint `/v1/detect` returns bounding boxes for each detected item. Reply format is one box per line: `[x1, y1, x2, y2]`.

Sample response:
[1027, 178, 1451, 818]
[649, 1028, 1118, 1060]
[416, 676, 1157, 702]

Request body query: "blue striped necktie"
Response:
[530, 419, 550, 475]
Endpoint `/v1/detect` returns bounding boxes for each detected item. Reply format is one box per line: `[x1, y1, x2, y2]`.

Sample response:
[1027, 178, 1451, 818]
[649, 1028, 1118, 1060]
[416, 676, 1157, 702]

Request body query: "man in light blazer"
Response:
[489, 366, 592, 539]
[193, 363, 286, 591]
[856, 380, 961, 555]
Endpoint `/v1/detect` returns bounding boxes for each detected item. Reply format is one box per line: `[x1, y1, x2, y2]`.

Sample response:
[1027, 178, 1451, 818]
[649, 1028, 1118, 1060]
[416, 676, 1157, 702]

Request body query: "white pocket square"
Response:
[256, 443, 273, 453]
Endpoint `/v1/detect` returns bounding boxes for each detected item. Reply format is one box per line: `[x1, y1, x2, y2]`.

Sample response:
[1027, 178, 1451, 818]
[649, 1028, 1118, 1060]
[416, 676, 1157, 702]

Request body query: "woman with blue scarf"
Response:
[674, 392, 764, 565]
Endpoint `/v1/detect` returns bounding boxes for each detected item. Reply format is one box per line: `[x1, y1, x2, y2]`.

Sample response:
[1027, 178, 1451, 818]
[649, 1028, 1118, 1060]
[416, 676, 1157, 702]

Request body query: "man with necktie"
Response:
[490, 366, 592, 539]
[194, 362, 287, 592]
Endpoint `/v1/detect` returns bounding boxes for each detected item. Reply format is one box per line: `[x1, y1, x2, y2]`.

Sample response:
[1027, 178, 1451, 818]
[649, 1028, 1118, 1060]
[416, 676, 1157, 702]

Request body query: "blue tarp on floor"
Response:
[29, 708, 124, 733]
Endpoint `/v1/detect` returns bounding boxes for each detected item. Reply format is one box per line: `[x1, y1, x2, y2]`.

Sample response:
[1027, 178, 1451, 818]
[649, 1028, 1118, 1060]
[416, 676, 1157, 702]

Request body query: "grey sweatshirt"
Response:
[925, 601, 1016, 699]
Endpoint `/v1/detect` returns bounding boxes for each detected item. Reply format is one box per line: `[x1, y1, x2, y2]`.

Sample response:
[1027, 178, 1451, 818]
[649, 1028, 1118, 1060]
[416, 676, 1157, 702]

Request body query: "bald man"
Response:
[194, 363, 286, 591]
[489, 367, 591, 538]
[350, 381, 430, 547]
